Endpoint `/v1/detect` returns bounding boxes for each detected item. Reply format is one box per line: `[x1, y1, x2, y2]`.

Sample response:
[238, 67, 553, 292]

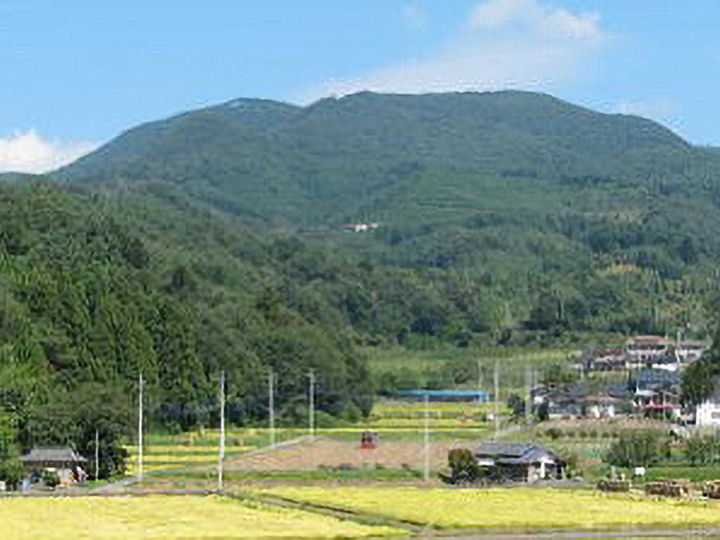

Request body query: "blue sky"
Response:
[1, 0, 719, 172]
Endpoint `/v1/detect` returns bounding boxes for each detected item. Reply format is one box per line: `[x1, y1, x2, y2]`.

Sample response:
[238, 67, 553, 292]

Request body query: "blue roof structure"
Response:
[392, 388, 494, 401]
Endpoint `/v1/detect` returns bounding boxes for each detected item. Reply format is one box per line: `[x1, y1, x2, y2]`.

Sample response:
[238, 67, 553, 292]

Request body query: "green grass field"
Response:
[366, 346, 577, 375]
[0, 495, 403, 539]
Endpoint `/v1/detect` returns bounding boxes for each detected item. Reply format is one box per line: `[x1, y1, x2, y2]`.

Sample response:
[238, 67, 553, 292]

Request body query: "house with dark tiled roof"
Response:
[474, 442, 565, 483]
[21, 446, 87, 487]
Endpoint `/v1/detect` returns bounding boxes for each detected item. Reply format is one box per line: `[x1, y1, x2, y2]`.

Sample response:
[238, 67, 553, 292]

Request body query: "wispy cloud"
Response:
[0, 130, 98, 174]
[402, 4, 428, 30]
[303, 0, 608, 101]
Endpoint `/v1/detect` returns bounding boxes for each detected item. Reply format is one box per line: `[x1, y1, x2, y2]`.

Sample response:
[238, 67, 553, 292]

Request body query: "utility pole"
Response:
[94, 429, 100, 480]
[423, 393, 430, 482]
[268, 370, 276, 448]
[525, 366, 532, 422]
[308, 369, 315, 438]
[477, 359, 483, 401]
[137, 373, 144, 483]
[494, 358, 500, 439]
[218, 370, 226, 493]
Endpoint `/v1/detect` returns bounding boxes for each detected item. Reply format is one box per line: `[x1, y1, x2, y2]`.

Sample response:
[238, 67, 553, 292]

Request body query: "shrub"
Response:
[685, 433, 720, 466]
[0, 460, 24, 491]
[546, 428, 562, 440]
[339, 402, 363, 424]
[447, 448, 483, 485]
[604, 431, 668, 468]
[41, 469, 60, 490]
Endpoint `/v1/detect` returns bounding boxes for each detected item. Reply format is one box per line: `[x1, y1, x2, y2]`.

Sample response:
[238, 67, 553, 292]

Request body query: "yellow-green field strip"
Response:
[0, 495, 404, 539]
[252, 486, 720, 531]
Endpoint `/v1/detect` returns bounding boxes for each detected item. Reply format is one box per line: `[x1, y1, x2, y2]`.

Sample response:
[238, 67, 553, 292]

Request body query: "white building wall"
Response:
[696, 400, 720, 427]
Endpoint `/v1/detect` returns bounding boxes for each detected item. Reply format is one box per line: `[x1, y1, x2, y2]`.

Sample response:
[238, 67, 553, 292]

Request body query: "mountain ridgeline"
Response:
[59, 90, 711, 228]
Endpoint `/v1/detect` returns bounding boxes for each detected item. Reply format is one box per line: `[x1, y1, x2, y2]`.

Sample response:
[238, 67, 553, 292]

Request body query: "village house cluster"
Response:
[532, 336, 711, 424]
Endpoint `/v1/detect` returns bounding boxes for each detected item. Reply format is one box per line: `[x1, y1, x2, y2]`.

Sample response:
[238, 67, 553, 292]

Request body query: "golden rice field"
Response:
[124, 443, 255, 472]
[255, 487, 720, 529]
[0, 495, 403, 539]
[370, 417, 485, 428]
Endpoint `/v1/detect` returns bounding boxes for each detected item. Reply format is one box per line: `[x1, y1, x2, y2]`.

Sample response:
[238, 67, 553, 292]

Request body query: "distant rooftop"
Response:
[21, 446, 86, 464]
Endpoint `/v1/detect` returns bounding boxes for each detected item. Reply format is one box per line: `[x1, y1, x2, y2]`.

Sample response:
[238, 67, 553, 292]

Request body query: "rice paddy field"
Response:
[127, 397, 504, 479]
[253, 486, 720, 530]
[0, 495, 403, 539]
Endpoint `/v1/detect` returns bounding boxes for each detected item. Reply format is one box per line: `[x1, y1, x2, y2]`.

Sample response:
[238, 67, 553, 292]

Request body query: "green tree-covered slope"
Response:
[58, 90, 717, 228]
[52, 91, 720, 339]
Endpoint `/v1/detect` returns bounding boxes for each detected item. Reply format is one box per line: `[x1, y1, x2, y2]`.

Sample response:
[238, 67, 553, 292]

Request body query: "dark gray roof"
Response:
[475, 442, 560, 464]
[21, 446, 86, 463]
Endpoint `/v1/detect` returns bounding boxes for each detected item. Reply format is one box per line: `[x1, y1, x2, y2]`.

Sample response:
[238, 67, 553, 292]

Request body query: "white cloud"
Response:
[302, 0, 608, 101]
[0, 130, 98, 174]
[470, 0, 540, 28]
[402, 4, 428, 30]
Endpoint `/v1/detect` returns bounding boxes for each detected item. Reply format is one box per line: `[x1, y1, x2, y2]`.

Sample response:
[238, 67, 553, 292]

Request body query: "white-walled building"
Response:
[697, 393, 720, 427]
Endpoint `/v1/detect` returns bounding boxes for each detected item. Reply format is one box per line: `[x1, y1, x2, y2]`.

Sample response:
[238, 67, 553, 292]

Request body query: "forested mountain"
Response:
[59, 90, 713, 228]
[54, 91, 720, 338]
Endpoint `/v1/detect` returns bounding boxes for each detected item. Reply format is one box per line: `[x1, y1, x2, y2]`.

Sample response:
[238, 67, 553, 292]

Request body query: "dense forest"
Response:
[2, 90, 720, 477]
[55, 90, 720, 338]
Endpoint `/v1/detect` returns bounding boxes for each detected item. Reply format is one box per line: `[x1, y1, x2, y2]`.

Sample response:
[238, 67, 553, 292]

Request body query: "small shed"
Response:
[475, 442, 564, 483]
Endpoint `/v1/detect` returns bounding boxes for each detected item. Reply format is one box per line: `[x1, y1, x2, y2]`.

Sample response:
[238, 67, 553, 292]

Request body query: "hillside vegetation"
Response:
[55, 91, 720, 340]
[3, 91, 720, 476]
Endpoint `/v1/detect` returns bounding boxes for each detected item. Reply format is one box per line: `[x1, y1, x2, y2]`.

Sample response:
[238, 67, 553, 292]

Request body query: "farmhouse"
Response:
[675, 340, 710, 362]
[625, 336, 674, 367]
[583, 348, 626, 372]
[475, 442, 564, 483]
[21, 446, 87, 486]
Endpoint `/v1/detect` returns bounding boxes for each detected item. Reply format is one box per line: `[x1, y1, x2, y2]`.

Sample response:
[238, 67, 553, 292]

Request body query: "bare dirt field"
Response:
[225, 437, 465, 471]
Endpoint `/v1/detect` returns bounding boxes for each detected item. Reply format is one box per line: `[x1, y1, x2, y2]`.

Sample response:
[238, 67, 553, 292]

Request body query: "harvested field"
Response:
[225, 437, 463, 471]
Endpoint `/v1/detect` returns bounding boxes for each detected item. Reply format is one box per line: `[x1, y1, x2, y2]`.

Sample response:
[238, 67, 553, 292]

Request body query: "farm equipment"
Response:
[702, 480, 720, 499]
[645, 479, 691, 497]
[597, 479, 631, 492]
